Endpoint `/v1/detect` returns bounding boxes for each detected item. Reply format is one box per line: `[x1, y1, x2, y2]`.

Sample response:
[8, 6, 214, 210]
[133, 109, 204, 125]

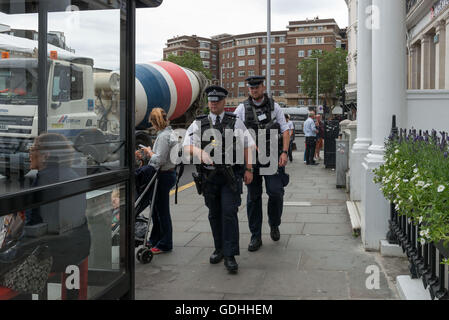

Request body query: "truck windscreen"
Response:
[289, 114, 308, 121]
[0, 67, 38, 104]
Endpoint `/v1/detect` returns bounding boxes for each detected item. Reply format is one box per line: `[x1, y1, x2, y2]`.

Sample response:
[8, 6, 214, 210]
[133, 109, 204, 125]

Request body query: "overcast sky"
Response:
[0, 0, 348, 70]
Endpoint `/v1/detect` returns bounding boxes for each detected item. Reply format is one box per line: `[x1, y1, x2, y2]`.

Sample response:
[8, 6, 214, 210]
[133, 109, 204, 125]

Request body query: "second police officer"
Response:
[234, 76, 290, 252]
[183, 85, 255, 274]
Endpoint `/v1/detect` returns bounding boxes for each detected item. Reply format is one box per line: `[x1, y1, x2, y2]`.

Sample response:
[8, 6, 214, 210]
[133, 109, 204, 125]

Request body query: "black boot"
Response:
[209, 250, 224, 264]
[224, 256, 238, 273]
[248, 238, 262, 252]
[270, 226, 280, 241]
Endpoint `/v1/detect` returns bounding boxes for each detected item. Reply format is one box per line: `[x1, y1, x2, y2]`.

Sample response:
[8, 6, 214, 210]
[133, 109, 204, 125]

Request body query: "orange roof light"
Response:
[50, 50, 58, 60]
[1, 52, 10, 59]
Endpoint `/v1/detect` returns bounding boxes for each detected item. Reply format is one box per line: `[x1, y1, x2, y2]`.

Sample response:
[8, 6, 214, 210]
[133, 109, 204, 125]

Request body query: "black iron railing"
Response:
[386, 116, 449, 300]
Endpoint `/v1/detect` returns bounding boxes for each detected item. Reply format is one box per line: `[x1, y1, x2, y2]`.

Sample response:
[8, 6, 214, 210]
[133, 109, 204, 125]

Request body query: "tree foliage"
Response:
[164, 51, 212, 80]
[297, 48, 348, 105]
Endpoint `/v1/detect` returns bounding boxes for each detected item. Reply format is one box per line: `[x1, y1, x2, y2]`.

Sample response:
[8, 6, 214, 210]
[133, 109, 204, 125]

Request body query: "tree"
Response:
[164, 51, 212, 80]
[297, 48, 348, 107]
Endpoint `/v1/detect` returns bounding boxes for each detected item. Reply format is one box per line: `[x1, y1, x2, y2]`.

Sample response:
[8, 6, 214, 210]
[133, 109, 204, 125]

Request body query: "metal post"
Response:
[316, 58, 319, 107]
[266, 0, 271, 97]
[38, 1, 48, 135]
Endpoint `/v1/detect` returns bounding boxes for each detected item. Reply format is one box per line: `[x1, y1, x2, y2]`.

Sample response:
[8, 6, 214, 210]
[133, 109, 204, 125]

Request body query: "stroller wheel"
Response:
[140, 248, 153, 264]
[136, 247, 146, 262]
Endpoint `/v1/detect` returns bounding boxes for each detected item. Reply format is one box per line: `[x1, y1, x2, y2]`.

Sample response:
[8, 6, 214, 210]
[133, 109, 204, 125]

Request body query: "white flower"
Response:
[403, 179, 409, 183]
[413, 168, 418, 174]
[409, 195, 413, 201]
[395, 149, 400, 154]
[438, 185, 446, 193]
[420, 238, 426, 245]
[419, 216, 423, 224]
[395, 204, 400, 211]
[416, 181, 425, 187]
[420, 229, 430, 238]
[393, 184, 400, 190]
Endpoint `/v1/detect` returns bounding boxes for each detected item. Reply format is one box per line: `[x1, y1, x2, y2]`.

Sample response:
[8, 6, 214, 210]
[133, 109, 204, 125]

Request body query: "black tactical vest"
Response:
[243, 94, 282, 155]
[197, 112, 240, 167]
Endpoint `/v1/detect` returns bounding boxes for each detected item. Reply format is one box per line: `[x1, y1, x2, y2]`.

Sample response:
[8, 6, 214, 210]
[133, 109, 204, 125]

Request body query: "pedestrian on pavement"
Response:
[314, 114, 325, 161]
[183, 85, 255, 274]
[304, 111, 319, 165]
[135, 108, 178, 255]
[285, 114, 295, 162]
[234, 76, 291, 252]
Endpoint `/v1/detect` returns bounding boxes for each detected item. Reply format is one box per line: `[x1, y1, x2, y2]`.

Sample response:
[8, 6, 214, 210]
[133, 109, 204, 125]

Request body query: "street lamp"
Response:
[305, 57, 319, 108]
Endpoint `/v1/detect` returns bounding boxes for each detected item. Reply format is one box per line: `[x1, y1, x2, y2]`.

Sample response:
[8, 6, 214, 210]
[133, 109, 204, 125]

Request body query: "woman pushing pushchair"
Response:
[134, 108, 178, 256]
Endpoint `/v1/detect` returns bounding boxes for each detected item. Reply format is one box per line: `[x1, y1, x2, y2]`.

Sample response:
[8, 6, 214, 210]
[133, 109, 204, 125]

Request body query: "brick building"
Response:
[163, 18, 347, 106]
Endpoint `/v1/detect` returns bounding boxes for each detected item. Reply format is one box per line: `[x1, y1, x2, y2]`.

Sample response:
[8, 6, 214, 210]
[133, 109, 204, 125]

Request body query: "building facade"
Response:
[345, 0, 358, 104]
[407, 0, 449, 90]
[163, 18, 347, 107]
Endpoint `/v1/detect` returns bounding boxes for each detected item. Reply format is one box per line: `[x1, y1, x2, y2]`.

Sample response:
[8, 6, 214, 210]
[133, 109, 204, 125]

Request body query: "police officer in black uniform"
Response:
[234, 76, 290, 252]
[183, 85, 255, 274]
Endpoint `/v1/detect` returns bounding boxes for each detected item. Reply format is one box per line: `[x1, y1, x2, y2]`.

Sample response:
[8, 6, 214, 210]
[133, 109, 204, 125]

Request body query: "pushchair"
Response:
[134, 168, 159, 264]
[110, 166, 159, 264]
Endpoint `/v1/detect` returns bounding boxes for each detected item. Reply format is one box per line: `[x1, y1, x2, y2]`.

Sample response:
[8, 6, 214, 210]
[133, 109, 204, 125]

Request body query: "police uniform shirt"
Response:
[182, 111, 256, 149]
[233, 99, 290, 134]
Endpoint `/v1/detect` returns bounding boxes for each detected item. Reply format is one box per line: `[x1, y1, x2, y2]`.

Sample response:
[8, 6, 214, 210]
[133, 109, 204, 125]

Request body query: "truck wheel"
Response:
[135, 132, 153, 150]
[74, 129, 109, 164]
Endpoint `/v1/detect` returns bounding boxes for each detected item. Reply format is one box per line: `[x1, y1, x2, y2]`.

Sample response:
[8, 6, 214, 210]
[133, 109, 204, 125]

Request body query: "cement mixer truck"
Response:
[0, 47, 208, 177]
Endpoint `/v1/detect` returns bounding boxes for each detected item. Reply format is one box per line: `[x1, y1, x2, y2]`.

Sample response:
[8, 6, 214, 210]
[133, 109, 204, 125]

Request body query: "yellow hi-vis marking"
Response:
[169, 182, 195, 196]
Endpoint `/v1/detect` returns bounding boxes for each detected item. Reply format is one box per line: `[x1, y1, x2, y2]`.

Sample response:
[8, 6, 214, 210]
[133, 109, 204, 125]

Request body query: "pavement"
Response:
[135, 136, 409, 300]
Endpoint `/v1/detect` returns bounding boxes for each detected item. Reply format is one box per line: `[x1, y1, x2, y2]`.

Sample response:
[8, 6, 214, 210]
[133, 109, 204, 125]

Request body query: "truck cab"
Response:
[0, 56, 98, 177]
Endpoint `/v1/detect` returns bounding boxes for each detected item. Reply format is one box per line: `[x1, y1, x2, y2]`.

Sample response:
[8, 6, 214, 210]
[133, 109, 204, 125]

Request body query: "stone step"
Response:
[346, 200, 361, 236]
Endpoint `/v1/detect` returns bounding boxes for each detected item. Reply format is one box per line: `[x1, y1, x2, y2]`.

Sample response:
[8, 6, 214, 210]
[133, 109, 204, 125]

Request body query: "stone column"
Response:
[410, 46, 417, 89]
[445, 15, 449, 89]
[361, 0, 407, 250]
[435, 21, 446, 89]
[350, 0, 372, 202]
[421, 34, 432, 89]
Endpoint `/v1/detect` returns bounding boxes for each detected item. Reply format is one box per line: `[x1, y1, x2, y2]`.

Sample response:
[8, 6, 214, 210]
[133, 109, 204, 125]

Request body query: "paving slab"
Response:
[302, 223, 353, 236]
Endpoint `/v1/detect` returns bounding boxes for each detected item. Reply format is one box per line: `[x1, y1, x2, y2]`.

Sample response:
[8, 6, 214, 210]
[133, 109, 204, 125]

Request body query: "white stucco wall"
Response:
[406, 90, 449, 132]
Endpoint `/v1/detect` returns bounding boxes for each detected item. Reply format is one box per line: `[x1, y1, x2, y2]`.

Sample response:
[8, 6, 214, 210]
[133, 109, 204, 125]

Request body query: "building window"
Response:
[232, 82, 235, 88]
[231, 72, 234, 78]
[279, 47, 285, 54]
[279, 90, 285, 96]
[237, 49, 245, 56]
[271, 80, 275, 86]
[298, 27, 305, 32]
[262, 48, 266, 55]
[279, 58, 285, 64]
[248, 59, 255, 66]
[248, 70, 255, 76]
[309, 26, 314, 31]
[298, 74, 302, 82]
[199, 41, 210, 49]
[262, 69, 266, 76]
[298, 86, 303, 94]
[262, 59, 266, 65]
[238, 60, 245, 67]
[279, 80, 285, 86]
[212, 54, 216, 61]
[271, 37, 276, 43]
[296, 38, 305, 45]
[238, 81, 245, 88]
[232, 52, 234, 57]
[318, 26, 324, 30]
[212, 64, 216, 70]
[247, 47, 256, 55]
[298, 99, 305, 105]
[238, 70, 245, 77]
[200, 51, 210, 59]
[271, 69, 276, 76]
[308, 50, 313, 56]
[271, 59, 275, 65]
[298, 50, 305, 57]
[271, 48, 275, 54]
[223, 53, 225, 60]
[307, 37, 313, 44]
[316, 37, 323, 44]
[231, 62, 234, 68]
[279, 36, 285, 43]
[227, 72, 229, 78]
[279, 69, 285, 75]
[336, 40, 342, 48]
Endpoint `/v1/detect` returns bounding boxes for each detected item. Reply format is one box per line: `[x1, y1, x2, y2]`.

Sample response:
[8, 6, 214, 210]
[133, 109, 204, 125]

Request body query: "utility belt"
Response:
[192, 164, 243, 195]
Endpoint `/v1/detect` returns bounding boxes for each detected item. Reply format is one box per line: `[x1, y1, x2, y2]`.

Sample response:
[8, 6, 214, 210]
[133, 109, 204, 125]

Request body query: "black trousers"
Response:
[305, 136, 317, 164]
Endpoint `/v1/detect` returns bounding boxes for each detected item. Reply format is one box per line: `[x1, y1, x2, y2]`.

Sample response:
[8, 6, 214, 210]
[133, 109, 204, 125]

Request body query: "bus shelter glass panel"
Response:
[0, 3, 124, 195]
[0, 182, 126, 300]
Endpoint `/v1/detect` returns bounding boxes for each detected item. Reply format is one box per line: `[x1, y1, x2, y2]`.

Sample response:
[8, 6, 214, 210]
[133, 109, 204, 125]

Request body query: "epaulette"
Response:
[224, 112, 237, 118]
[196, 114, 208, 120]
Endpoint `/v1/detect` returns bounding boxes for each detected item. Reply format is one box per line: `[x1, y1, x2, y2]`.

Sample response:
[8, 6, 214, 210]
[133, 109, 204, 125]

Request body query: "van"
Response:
[281, 107, 309, 134]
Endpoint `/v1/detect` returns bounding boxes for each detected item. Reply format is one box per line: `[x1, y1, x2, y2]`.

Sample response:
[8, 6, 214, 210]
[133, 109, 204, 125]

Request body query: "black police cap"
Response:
[245, 76, 266, 87]
[205, 85, 228, 102]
